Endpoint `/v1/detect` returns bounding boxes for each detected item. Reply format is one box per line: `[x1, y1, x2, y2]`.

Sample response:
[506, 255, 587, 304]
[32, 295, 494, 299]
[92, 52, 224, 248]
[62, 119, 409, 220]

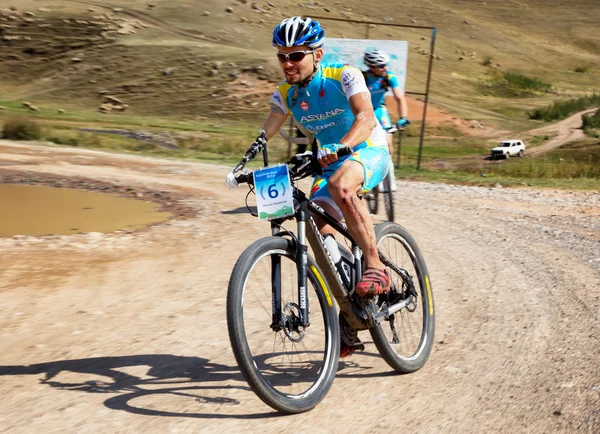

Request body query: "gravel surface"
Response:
[1, 141, 598, 433]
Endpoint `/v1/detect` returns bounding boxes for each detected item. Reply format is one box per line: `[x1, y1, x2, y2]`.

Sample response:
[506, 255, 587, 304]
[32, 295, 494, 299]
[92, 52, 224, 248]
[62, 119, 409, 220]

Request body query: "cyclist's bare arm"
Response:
[391, 86, 408, 120]
[262, 108, 290, 139]
[338, 92, 377, 148]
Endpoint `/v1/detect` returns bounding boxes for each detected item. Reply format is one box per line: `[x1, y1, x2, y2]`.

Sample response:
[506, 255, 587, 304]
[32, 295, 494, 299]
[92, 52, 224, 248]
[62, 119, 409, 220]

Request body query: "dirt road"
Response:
[525, 108, 598, 157]
[1, 141, 598, 433]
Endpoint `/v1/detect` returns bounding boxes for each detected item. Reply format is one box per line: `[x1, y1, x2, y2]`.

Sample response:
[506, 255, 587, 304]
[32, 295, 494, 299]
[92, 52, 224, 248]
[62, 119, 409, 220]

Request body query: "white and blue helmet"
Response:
[272, 16, 325, 49]
[364, 48, 390, 67]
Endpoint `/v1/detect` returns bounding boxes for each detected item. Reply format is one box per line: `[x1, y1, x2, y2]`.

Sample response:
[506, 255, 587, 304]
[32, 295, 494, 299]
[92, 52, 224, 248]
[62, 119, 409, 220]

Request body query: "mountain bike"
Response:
[226, 142, 435, 414]
[364, 126, 401, 222]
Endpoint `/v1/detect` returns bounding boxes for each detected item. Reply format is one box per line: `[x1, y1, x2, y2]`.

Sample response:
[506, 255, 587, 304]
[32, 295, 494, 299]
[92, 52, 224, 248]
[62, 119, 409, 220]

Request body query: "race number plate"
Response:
[253, 165, 294, 221]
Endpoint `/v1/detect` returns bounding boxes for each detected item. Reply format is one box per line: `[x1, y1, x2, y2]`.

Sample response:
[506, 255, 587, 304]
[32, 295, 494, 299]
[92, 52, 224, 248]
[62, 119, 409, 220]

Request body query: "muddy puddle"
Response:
[0, 184, 172, 237]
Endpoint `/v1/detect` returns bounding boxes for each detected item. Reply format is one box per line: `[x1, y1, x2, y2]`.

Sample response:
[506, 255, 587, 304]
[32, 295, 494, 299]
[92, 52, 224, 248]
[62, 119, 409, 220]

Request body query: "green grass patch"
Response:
[529, 135, 552, 147]
[574, 66, 590, 73]
[480, 71, 552, 97]
[528, 94, 600, 121]
[2, 117, 42, 140]
[458, 141, 600, 180]
[582, 109, 600, 137]
[391, 136, 489, 166]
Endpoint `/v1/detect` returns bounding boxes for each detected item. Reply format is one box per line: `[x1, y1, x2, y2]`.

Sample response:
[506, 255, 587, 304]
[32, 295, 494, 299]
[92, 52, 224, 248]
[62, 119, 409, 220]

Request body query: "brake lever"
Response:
[233, 156, 249, 173]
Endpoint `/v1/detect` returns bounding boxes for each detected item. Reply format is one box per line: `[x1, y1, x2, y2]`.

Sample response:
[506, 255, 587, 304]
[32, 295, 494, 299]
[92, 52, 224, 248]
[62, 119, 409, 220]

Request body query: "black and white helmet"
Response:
[364, 48, 390, 67]
[272, 16, 325, 49]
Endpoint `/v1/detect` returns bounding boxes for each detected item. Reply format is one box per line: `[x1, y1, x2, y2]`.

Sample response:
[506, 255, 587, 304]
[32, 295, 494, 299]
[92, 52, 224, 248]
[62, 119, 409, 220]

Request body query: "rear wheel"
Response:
[366, 188, 379, 215]
[370, 222, 435, 373]
[382, 174, 395, 222]
[227, 236, 339, 413]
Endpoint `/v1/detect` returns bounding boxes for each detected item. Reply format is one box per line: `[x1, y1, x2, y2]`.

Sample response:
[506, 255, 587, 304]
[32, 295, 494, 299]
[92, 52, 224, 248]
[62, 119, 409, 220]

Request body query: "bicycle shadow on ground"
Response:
[0, 354, 279, 419]
[221, 206, 257, 215]
[337, 351, 401, 379]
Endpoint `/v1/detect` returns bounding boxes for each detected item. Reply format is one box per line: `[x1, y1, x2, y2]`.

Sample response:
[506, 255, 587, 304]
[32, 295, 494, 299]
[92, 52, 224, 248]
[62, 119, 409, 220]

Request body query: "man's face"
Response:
[277, 45, 322, 84]
[369, 64, 387, 77]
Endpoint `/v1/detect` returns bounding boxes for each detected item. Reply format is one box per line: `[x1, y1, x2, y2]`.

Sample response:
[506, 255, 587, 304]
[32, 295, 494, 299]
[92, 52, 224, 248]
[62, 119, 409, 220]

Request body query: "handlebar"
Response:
[233, 146, 353, 186]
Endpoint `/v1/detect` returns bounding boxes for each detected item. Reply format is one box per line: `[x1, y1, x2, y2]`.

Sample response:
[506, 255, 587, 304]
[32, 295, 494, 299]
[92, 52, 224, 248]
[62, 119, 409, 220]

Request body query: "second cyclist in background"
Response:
[363, 48, 410, 191]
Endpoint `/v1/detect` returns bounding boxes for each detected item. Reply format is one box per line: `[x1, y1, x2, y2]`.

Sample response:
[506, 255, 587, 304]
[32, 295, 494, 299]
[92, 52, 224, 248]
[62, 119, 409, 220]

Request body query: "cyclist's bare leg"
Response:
[311, 200, 341, 238]
[386, 132, 394, 156]
[327, 160, 383, 270]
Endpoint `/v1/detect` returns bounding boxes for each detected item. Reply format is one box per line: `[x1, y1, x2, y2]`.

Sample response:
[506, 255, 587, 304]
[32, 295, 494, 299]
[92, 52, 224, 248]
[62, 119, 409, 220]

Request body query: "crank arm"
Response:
[366, 297, 414, 327]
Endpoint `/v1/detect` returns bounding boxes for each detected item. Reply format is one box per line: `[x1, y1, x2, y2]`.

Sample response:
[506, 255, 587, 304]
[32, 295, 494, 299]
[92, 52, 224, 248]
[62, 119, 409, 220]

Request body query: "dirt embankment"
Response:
[0, 140, 598, 433]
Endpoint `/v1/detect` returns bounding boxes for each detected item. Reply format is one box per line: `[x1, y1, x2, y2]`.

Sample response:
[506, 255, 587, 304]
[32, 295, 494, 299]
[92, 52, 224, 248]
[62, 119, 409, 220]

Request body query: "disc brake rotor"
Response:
[282, 302, 305, 342]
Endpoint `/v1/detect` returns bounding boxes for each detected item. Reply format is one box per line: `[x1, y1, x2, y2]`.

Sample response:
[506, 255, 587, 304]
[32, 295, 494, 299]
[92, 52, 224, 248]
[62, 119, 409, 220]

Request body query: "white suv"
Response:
[490, 140, 525, 160]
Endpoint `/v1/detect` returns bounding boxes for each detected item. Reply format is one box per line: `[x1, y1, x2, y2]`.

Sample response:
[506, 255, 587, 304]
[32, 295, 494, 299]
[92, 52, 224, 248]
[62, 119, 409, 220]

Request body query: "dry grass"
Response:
[0, 0, 598, 124]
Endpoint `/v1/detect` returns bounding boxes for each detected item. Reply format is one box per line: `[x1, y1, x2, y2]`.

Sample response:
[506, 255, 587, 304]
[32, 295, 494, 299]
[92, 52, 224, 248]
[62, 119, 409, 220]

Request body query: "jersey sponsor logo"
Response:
[300, 108, 345, 123]
[342, 71, 357, 88]
[313, 121, 335, 132]
[300, 101, 309, 111]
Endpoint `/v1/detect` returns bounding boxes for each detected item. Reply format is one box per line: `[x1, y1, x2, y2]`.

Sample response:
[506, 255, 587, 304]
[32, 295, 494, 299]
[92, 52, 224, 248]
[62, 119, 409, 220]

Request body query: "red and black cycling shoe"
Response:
[340, 340, 362, 358]
[354, 268, 391, 297]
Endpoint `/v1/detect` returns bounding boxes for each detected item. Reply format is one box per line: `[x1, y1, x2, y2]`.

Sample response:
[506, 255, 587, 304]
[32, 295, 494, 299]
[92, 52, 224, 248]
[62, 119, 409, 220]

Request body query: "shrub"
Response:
[2, 117, 42, 140]
[528, 93, 600, 121]
[481, 56, 493, 66]
[481, 71, 552, 97]
[574, 66, 589, 73]
[503, 71, 552, 94]
[582, 110, 600, 129]
[582, 109, 600, 137]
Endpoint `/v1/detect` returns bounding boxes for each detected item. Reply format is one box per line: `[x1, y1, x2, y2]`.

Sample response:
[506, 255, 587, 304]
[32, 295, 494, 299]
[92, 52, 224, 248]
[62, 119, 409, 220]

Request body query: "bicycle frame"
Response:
[236, 144, 412, 333]
[268, 186, 374, 332]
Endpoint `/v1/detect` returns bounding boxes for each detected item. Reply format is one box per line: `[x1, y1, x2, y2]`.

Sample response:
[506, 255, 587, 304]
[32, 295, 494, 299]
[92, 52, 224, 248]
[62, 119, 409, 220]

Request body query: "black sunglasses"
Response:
[277, 50, 314, 63]
[375, 64, 387, 69]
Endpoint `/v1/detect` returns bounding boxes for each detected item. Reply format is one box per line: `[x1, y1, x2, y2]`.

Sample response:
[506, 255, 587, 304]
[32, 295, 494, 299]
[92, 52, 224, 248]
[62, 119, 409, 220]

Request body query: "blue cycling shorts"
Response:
[309, 142, 390, 218]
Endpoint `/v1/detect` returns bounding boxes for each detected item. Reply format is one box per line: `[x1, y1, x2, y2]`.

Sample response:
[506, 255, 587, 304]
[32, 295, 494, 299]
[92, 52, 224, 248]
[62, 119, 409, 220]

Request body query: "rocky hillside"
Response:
[0, 1, 598, 120]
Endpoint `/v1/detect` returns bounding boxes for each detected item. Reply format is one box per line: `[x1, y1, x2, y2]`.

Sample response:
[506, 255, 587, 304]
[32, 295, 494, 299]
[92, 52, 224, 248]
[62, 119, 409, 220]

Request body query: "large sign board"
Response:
[322, 39, 408, 92]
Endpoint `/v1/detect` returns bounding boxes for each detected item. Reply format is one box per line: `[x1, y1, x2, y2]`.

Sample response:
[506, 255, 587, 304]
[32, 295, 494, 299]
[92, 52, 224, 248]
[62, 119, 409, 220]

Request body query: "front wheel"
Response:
[227, 236, 339, 414]
[370, 222, 435, 373]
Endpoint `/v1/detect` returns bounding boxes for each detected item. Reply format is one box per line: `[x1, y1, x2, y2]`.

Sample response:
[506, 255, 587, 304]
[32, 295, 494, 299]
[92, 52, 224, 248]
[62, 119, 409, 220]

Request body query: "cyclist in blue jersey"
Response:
[226, 17, 392, 343]
[363, 49, 410, 191]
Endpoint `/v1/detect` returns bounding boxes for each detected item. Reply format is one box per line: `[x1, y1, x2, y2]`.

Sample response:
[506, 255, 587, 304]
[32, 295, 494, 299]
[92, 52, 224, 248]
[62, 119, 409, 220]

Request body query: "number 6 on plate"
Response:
[253, 165, 295, 221]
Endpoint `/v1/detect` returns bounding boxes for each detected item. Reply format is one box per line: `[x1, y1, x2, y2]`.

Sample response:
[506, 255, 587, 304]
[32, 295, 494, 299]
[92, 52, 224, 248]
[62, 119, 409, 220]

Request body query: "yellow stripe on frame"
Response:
[310, 265, 332, 307]
[425, 275, 434, 316]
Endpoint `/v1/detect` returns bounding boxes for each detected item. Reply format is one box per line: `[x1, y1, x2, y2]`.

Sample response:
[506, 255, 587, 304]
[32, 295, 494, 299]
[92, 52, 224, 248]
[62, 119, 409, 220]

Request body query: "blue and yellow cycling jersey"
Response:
[363, 70, 400, 109]
[269, 62, 387, 150]
[270, 63, 389, 211]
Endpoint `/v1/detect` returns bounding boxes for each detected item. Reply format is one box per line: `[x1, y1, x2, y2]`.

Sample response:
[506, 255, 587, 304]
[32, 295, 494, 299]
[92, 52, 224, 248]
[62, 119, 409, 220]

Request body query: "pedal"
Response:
[349, 342, 365, 351]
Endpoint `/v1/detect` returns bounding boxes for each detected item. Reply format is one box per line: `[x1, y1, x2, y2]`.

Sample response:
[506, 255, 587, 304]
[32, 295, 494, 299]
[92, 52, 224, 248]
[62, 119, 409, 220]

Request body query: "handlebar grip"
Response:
[236, 173, 254, 186]
[337, 146, 353, 157]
